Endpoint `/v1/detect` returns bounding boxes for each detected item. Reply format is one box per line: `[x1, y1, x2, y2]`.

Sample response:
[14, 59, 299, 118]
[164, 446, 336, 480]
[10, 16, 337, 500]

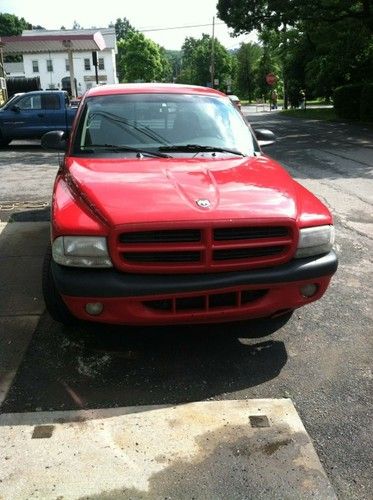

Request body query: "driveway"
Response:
[0, 115, 372, 498]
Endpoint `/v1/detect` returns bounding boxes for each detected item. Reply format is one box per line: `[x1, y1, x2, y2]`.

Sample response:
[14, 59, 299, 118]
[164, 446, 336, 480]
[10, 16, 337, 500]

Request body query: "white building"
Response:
[1, 28, 118, 96]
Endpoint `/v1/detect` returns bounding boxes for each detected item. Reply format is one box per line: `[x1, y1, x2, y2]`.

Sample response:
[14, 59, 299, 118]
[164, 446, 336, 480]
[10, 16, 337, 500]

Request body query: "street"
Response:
[0, 111, 372, 499]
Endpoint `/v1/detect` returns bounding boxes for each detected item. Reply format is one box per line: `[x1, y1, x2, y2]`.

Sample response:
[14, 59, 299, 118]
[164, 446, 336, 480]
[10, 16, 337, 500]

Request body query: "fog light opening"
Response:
[85, 302, 104, 316]
[300, 283, 319, 298]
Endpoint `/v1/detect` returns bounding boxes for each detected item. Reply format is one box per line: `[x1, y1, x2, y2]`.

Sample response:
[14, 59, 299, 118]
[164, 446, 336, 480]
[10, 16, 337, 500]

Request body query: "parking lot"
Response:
[0, 111, 372, 499]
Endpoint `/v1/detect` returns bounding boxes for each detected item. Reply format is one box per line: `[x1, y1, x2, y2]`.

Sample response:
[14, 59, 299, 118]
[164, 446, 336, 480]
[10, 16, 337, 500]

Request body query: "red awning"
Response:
[0, 32, 106, 54]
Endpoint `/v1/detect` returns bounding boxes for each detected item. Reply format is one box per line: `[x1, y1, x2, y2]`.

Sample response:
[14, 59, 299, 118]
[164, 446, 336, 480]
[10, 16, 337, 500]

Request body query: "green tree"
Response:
[0, 12, 31, 36]
[218, 0, 373, 101]
[165, 50, 183, 81]
[158, 47, 173, 82]
[305, 18, 373, 97]
[217, 0, 372, 34]
[117, 32, 163, 82]
[110, 17, 135, 42]
[234, 42, 262, 100]
[178, 34, 233, 88]
[0, 13, 32, 62]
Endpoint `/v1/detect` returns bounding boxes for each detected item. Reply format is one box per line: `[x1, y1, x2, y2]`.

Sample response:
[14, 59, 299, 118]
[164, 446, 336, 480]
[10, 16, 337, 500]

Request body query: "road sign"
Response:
[266, 73, 277, 86]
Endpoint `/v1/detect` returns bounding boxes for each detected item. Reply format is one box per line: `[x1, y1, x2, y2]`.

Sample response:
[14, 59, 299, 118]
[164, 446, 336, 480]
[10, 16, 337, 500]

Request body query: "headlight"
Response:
[295, 225, 335, 258]
[52, 236, 113, 267]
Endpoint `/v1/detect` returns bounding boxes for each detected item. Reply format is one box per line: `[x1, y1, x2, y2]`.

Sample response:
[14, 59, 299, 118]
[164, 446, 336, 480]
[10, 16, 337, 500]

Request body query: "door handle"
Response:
[37, 113, 44, 118]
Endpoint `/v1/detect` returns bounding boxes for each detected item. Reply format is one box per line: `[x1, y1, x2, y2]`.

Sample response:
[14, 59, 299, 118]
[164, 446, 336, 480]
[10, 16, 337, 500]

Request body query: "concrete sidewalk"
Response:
[0, 399, 336, 500]
[0, 221, 49, 404]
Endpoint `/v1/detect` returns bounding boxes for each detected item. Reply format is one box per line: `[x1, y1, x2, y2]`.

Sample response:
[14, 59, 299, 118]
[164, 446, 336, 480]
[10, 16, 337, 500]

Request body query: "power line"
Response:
[138, 22, 225, 33]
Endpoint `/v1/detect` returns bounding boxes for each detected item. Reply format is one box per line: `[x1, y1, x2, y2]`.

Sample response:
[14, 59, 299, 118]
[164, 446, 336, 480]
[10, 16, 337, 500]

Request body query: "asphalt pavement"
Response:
[0, 112, 372, 499]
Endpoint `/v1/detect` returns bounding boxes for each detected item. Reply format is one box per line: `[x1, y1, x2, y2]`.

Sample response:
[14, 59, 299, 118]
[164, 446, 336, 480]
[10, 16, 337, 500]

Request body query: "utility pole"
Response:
[210, 16, 215, 88]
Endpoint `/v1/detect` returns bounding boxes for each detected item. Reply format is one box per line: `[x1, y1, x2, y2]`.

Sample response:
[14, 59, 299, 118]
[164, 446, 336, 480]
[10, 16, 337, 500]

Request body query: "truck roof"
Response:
[86, 83, 226, 98]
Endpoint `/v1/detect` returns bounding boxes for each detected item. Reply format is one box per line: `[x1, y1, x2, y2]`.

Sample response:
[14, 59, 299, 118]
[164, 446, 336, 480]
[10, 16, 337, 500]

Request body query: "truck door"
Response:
[4, 93, 44, 139]
[40, 93, 67, 134]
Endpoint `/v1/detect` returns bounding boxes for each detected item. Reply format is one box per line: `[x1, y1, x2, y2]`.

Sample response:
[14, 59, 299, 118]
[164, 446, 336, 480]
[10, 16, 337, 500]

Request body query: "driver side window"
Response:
[17, 95, 42, 110]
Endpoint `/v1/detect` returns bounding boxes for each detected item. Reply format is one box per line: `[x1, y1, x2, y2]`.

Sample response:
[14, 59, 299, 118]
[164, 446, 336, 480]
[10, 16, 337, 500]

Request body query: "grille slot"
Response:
[176, 296, 205, 310]
[241, 289, 267, 304]
[143, 289, 268, 313]
[120, 229, 201, 244]
[123, 251, 201, 263]
[209, 292, 237, 308]
[214, 226, 289, 241]
[213, 246, 284, 261]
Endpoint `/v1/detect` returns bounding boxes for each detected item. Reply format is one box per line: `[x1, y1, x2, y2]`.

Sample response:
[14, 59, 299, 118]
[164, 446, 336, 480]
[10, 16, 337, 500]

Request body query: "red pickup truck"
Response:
[41, 84, 337, 326]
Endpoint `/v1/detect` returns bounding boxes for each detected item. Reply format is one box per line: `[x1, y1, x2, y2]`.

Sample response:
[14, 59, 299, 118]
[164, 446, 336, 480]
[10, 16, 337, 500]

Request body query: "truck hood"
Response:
[65, 155, 299, 227]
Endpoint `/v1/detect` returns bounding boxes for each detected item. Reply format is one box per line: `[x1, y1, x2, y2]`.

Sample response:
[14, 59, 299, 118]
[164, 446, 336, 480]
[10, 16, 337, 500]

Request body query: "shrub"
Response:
[333, 84, 364, 119]
[360, 84, 373, 122]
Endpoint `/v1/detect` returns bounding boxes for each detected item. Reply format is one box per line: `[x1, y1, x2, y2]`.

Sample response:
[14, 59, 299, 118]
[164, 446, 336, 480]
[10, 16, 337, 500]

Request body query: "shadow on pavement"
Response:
[8, 206, 50, 222]
[1, 312, 289, 416]
[247, 113, 373, 180]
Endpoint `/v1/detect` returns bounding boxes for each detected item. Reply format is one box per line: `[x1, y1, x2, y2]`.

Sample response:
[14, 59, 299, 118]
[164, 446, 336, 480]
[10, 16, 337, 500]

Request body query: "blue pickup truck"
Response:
[0, 90, 77, 146]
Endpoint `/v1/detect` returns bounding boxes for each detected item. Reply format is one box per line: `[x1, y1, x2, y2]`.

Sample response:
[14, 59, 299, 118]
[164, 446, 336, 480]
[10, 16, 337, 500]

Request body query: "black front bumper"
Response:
[52, 251, 338, 298]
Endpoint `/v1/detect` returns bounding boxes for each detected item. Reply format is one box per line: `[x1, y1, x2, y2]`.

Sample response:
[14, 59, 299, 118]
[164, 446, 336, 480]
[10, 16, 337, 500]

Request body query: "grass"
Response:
[280, 108, 337, 121]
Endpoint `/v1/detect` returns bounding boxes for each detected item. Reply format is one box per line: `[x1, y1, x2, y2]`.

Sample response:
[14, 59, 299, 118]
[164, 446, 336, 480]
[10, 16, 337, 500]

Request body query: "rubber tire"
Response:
[244, 310, 294, 337]
[42, 245, 76, 325]
[0, 132, 11, 147]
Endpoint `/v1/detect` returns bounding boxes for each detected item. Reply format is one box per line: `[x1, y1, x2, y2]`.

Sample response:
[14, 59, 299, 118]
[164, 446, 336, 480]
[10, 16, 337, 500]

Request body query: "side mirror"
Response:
[254, 128, 276, 147]
[41, 130, 67, 151]
[11, 105, 20, 112]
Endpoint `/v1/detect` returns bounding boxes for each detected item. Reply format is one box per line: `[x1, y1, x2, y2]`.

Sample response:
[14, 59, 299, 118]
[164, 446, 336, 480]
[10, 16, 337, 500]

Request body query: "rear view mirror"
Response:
[11, 105, 20, 112]
[254, 128, 276, 147]
[41, 130, 67, 151]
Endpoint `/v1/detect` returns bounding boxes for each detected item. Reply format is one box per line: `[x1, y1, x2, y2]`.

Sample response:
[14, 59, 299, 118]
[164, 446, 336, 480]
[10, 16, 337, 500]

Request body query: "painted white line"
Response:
[0, 399, 336, 499]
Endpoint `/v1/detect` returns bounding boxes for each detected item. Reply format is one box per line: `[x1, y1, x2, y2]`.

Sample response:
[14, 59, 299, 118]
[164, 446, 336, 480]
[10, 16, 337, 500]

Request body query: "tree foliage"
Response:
[217, 0, 372, 34]
[178, 34, 232, 88]
[111, 17, 135, 42]
[0, 12, 31, 36]
[165, 50, 183, 81]
[234, 42, 262, 100]
[117, 32, 164, 82]
[217, 0, 373, 100]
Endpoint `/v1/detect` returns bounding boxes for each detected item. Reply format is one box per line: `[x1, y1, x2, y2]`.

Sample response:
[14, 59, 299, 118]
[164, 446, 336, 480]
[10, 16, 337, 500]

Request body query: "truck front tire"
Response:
[42, 245, 76, 325]
[0, 132, 11, 147]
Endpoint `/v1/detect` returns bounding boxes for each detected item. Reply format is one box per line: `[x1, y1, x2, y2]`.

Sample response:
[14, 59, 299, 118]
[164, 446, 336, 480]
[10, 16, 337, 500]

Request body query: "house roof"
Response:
[0, 31, 107, 55]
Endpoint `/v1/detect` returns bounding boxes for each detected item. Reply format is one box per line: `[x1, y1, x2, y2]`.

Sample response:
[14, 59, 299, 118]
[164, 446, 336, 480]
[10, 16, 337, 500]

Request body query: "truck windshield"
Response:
[73, 93, 257, 157]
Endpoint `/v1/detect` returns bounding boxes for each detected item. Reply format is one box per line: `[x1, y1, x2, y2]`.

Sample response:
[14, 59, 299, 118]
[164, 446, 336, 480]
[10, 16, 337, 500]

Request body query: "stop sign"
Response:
[266, 73, 277, 86]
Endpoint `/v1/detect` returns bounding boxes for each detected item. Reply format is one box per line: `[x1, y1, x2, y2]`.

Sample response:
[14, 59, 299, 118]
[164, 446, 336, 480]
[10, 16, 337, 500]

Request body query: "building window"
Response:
[98, 58, 105, 70]
[32, 60, 39, 73]
[84, 58, 91, 70]
[65, 59, 70, 71]
[46, 59, 53, 72]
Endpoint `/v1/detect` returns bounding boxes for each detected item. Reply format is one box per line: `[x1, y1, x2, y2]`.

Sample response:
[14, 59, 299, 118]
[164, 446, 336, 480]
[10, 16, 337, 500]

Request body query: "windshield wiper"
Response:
[83, 144, 171, 158]
[88, 111, 170, 145]
[158, 144, 246, 156]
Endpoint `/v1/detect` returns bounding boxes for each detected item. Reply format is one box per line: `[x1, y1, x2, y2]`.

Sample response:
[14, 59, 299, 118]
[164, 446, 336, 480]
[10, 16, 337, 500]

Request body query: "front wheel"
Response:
[243, 311, 294, 338]
[0, 132, 11, 147]
[42, 245, 76, 325]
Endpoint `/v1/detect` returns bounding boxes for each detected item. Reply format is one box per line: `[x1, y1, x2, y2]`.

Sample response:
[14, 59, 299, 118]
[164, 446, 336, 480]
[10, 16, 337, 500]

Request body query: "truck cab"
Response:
[0, 90, 77, 146]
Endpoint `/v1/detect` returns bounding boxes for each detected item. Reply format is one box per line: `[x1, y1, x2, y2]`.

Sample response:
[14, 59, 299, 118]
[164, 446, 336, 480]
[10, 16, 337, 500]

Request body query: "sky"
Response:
[1, 0, 257, 50]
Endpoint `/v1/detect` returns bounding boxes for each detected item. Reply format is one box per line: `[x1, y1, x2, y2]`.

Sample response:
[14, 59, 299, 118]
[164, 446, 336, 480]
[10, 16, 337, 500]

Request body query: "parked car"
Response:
[0, 90, 77, 146]
[228, 94, 241, 111]
[41, 83, 337, 327]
